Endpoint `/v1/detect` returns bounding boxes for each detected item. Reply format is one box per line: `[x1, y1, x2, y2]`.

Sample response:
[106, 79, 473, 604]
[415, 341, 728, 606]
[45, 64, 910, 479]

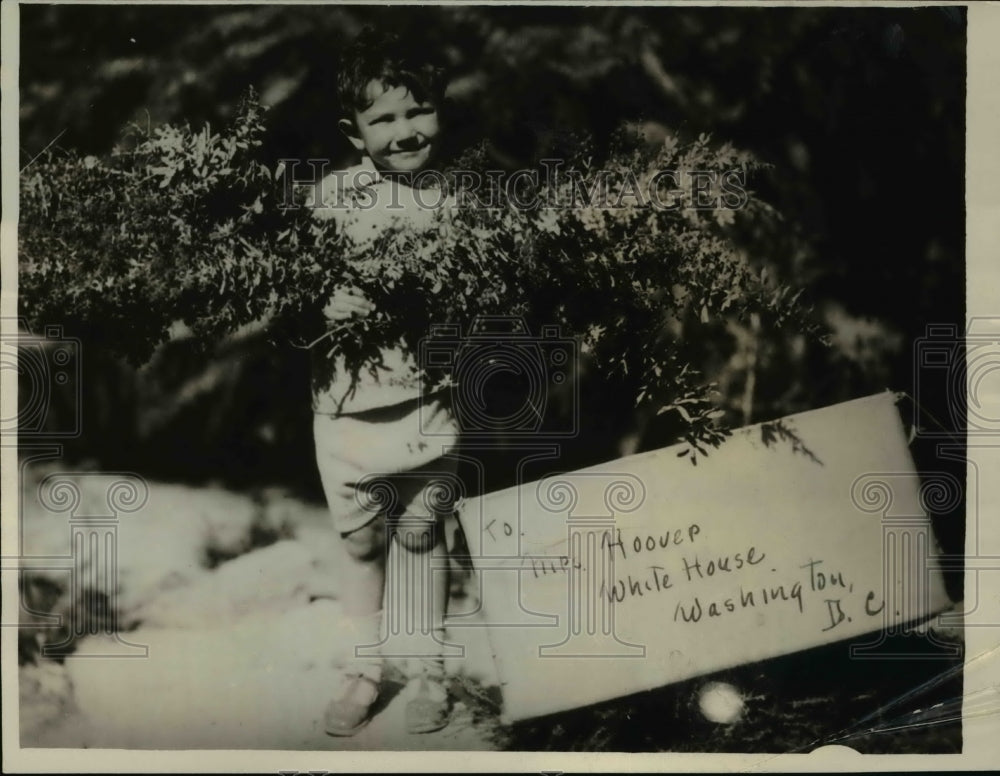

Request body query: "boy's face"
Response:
[341, 80, 440, 173]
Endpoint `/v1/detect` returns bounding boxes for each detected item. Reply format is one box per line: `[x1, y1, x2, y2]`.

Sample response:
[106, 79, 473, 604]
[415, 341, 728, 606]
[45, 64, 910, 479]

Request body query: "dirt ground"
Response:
[17, 464, 964, 752]
[17, 467, 506, 750]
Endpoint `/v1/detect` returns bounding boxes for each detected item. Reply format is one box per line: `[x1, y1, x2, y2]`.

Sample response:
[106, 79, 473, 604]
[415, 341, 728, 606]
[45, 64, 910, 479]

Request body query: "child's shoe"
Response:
[324, 670, 380, 736]
[403, 657, 450, 734]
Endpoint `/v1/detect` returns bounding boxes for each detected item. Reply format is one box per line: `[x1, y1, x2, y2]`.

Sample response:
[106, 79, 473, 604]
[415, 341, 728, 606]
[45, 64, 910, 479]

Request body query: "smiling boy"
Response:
[310, 28, 462, 737]
[342, 84, 439, 174]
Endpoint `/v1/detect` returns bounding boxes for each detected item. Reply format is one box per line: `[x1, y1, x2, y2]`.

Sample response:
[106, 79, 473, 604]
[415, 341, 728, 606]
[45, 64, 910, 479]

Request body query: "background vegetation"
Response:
[19, 4, 965, 480]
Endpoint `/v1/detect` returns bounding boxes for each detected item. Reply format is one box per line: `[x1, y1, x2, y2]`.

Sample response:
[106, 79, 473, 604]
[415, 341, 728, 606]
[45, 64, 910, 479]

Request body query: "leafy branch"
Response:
[19, 90, 823, 455]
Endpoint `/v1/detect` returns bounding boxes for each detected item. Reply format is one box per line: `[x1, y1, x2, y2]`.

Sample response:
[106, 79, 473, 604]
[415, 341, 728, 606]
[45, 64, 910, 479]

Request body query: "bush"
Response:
[19, 91, 822, 457]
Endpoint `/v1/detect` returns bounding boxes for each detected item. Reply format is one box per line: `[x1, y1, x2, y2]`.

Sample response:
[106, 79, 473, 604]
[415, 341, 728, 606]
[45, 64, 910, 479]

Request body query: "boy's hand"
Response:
[323, 287, 374, 323]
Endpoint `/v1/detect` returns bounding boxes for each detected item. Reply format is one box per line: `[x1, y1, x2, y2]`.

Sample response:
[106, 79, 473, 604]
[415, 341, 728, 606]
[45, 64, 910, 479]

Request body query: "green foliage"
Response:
[18, 6, 965, 436]
[20, 92, 281, 361]
[19, 92, 819, 453]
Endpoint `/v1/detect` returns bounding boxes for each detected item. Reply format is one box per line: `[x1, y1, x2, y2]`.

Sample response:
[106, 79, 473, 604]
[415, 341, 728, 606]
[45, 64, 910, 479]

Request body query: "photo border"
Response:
[2, 1, 997, 771]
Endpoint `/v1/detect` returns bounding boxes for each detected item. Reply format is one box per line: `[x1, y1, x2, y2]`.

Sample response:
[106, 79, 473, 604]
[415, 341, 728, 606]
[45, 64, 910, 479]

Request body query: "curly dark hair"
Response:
[337, 27, 447, 114]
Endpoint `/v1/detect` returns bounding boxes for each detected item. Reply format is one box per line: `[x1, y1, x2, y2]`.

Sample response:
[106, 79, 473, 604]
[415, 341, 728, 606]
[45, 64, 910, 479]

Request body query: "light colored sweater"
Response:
[309, 157, 449, 415]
